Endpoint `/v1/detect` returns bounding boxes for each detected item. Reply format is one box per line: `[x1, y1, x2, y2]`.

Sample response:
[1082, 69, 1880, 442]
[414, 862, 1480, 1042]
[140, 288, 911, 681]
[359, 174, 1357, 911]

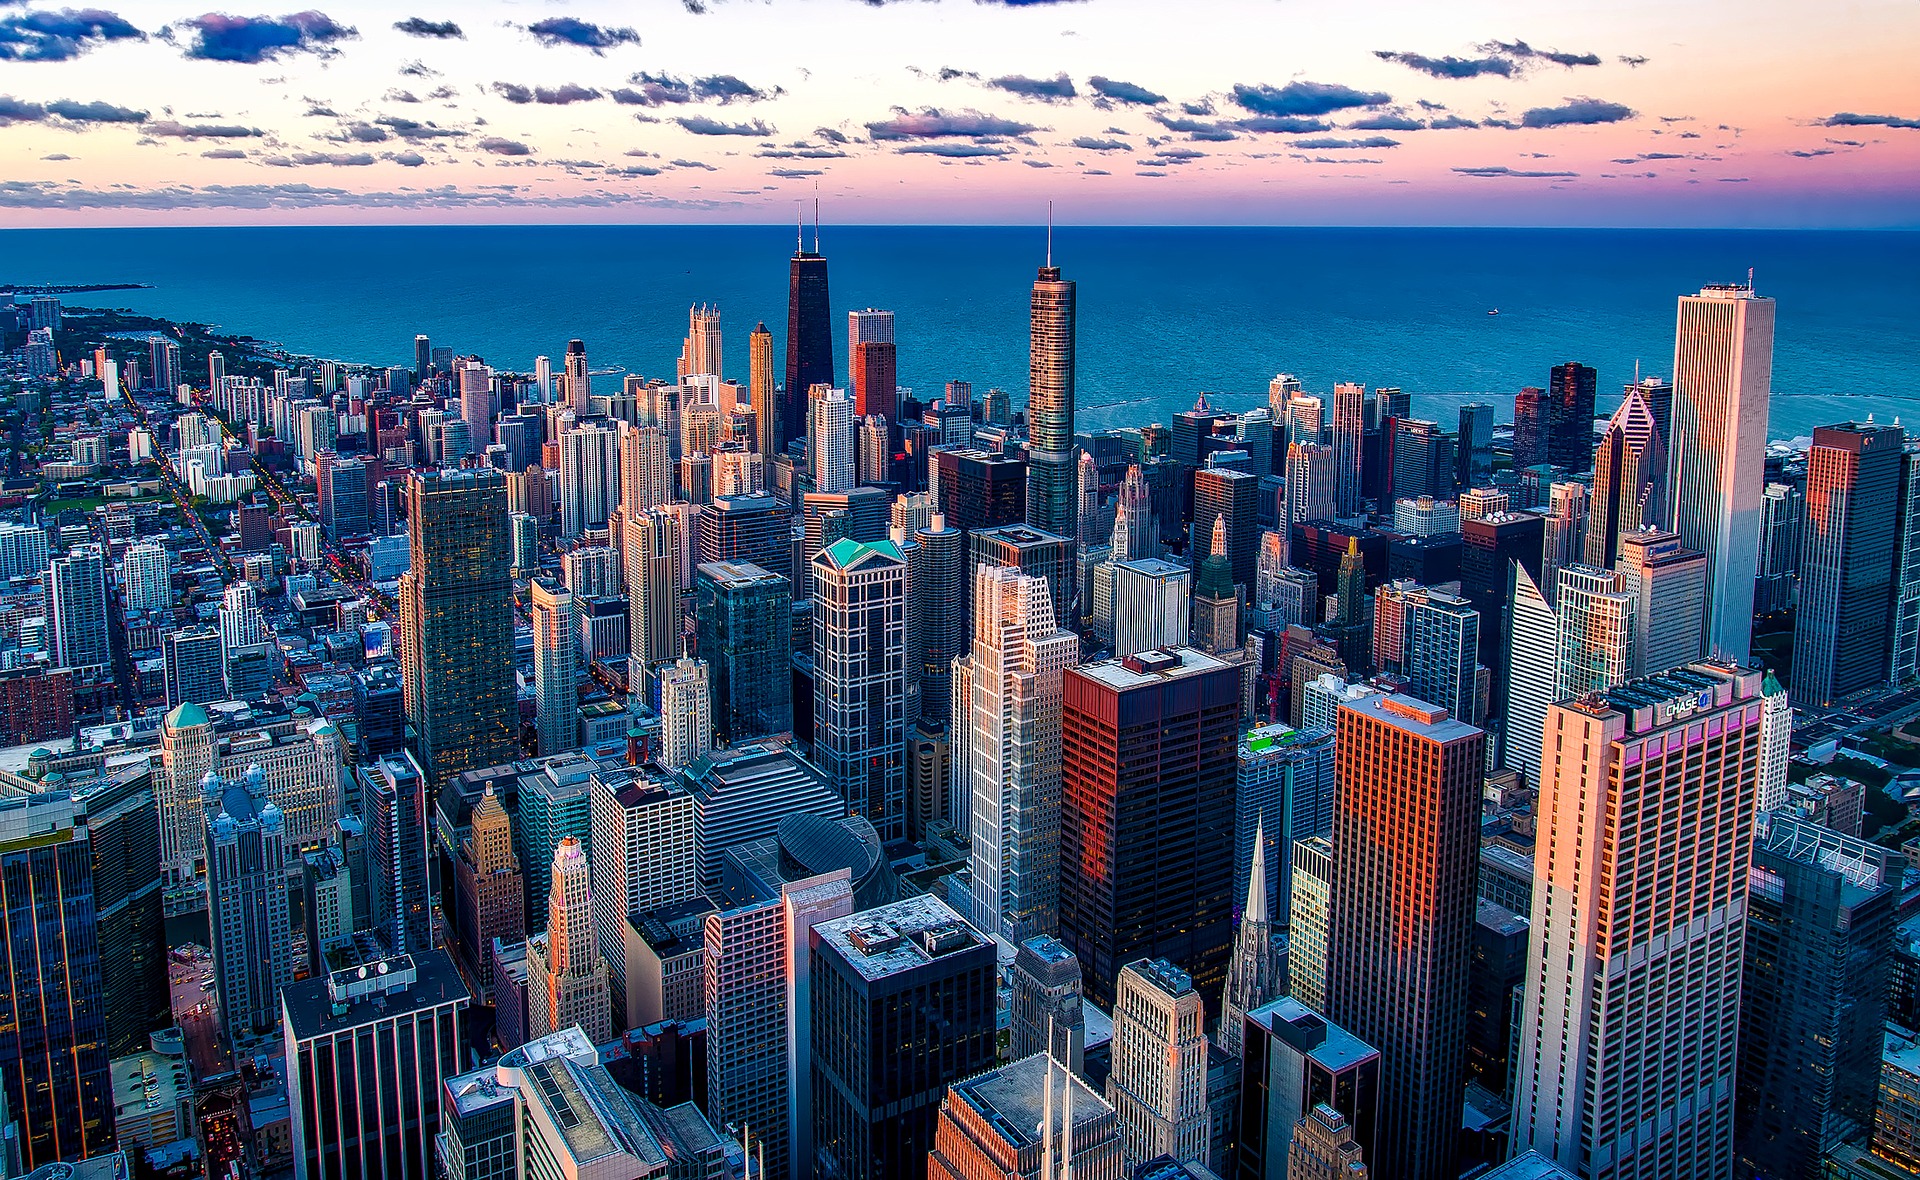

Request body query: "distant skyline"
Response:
[0, 0, 1913, 227]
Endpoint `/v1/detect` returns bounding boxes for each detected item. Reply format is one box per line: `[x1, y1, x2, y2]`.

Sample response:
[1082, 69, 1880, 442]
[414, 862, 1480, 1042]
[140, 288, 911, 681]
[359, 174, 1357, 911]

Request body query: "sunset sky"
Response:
[1, 0, 1915, 226]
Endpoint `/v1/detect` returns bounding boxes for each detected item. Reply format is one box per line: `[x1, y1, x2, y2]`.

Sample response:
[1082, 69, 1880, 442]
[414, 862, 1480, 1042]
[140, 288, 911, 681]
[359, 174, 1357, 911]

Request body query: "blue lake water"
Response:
[4, 224, 1915, 442]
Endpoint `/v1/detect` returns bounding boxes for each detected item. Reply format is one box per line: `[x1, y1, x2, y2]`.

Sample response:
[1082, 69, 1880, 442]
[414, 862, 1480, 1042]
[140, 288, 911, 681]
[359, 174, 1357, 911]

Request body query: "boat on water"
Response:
[1487, 308, 1501, 316]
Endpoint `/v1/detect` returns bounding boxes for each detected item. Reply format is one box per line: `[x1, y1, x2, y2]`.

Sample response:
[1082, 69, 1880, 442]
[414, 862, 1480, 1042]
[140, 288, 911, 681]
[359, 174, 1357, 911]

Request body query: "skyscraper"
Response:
[1794, 420, 1905, 706]
[694, 561, 793, 743]
[1285, 442, 1337, 533]
[624, 506, 683, 684]
[1060, 648, 1239, 1008]
[1237, 997, 1381, 1180]
[1234, 722, 1335, 926]
[120, 540, 170, 614]
[1756, 480, 1805, 616]
[916, 514, 966, 726]
[400, 468, 517, 789]
[1738, 815, 1900, 1180]
[525, 837, 613, 1044]
[1325, 694, 1483, 1180]
[750, 321, 779, 458]
[530, 578, 577, 757]
[1286, 1106, 1371, 1180]
[1406, 590, 1482, 726]
[619, 422, 673, 513]
[1503, 564, 1556, 783]
[0, 794, 112, 1169]
[564, 338, 590, 416]
[811, 386, 856, 494]
[928, 1050, 1122, 1180]
[361, 752, 433, 955]
[1287, 836, 1333, 1012]
[1584, 389, 1665, 569]
[1514, 663, 1764, 1179]
[683, 303, 722, 379]
[1026, 248, 1078, 537]
[1615, 527, 1707, 677]
[657, 656, 713, 771]
[1107, 958, 1210, 1174]
[1009, 935, 1087, 1073]
[1220, 817, 1284, 1059]
[957, 564, 1077, 943]
[852, 326, 898, 422]
[786, 230, 834, 447]
[1551, 564, 1635, 700]
[1457, 401, 1494, 488]
[1666, 283, 1775, 661]
[49, 544, 108, 671]
[1330, 383, 1366, 516]
[812, 538, 908, 840]
[1193, 465, 1261, 591]
[205, 766, 294, 1039]
[1191, 516, 1241, 655]
[1538, 481, 1588, 607]
[163, 625, 226, 708]
[810, 895, 997, 1180]
[557, 418, 621, 538]
[453, 784, 524, 996]
[1545, 361, 1597, 471]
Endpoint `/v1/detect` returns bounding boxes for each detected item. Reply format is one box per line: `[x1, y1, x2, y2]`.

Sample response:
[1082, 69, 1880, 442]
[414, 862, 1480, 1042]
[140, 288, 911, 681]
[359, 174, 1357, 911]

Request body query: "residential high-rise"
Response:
[558, 418, 621, 538]
[928, 1051, 1122, 1180]
[1794, 420, 1906, 706]
[683, 303, 722, 379]
[812, 538, 908, 841]
[1236, 997, 1380, 1180]
[1009, 935, 1087, 1073]
[590, 767, 696, 1023]
[1615, 527, 1707, 677]
[452, 784, 525, 996]
[1061, 648, 1239, 1009]
[657, 656, 712, 771]
[1405, 590, 1482, 726]
[1756, 481, 1805, 615]
[1220, 817, 1285, 1059]
[1584, 389, 1665, 568]
[1737, 816, 1900, 1180]
[1330, 383, 1365, 516]
[163, 626, 225, 708]
[120, 540, 170, 614]
[205, 766, 294, 1039]
[624, 506, 682, 685]
[1514, 663, 1764, 1179]
[1666, 284, 1775, 661]
[1538, 481, 1588, 607]
[564, 338, 590, 416]
[915, 514, 966, 725]
[1546, 361, 1597, 471]
[619, 422, 673, 513]
[694, 561, 793, 742]
[1325, 694, 1483, 1180]
[809, 386, 857, 494]
[1027, 251, 1078, 538]
[956, 564, 1077, 943]
[1287, 836, 1333, 1011]
[700, 493, 791, 584]
[530, 578, 577, 757]
[970, 523, 1074, 633]
[400, 468, 517, 789]
[360, 752, 432, 955]
[1551, 564, 1635, 700]
[49, 544, 109, 670]
[0, 794, 112, 1169]
[749, 321, 780, 458]
[282, 951, 468, 1180]
[1107, 958, 1210, 1174]
[525, 837, 613, 1044]
[1512, 386, 1546, 472]
[810, 895, 997, 1180]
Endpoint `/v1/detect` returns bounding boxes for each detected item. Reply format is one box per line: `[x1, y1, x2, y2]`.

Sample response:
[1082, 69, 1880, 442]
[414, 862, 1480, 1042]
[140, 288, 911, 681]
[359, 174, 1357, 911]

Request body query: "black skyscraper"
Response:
[1547, 361, 1597, 471]
[785, 235, 834, 447]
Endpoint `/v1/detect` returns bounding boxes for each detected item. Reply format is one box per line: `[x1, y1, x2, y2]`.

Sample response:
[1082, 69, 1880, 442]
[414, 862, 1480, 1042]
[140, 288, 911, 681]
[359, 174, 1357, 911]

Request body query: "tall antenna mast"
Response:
[1046, 200, 1053, 268]
[795, 202, 802, 254]
[813, 181, 821, 254]
[1039, 1032, 1054, 1180]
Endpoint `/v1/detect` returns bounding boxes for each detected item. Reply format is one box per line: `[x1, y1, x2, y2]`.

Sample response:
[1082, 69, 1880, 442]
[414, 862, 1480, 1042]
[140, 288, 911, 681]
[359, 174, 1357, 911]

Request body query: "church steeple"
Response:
[1219, 812, 1283, 1058]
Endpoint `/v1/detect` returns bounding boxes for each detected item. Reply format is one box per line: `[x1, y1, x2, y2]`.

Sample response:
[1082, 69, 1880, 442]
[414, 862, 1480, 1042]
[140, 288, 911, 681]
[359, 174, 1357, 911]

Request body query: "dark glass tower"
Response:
[785, 236, 834, 449]
[1026, 254, 1077, 537]
[1546, 361, 1598, 471]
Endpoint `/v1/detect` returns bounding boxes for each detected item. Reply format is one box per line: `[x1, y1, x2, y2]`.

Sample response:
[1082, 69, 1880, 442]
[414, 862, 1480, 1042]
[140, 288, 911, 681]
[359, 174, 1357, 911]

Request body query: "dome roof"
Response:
[165, 702, 209, 729]
[776, 813, 879, 884]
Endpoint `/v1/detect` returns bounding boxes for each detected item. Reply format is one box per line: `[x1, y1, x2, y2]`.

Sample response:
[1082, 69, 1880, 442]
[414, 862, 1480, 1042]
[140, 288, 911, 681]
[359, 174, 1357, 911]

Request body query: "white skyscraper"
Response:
[1552, 564, 1635, 701]
[589, 768, 696, 1021]
[1106, 958, 1210, 1175]
[0, 521, 48, 580]
[683, 304, 722, 380]
[848, 308, 895, 359]
[1615, 527, 1708, 678]
[1666, 284, 1775, 661]
[121, 541, 171, 614]
[1285, 441, 1337, 534]
[558, 419, 621, 538]
[625, 506, 682, 685]
[810, 388, 855, 495]
[219, 581, 268, 651]
[1758, 670, 1792, 816]
[1504, 565, 1557, 784]
[619, 423, 673, 513]
[534, 354, 552, 401]
[657, 657, 713, 771]
[1514, 662, 1764, 1179]
[957, 564, 1077, 944]
[1539, 481, 1589, 608]
[530, 578, 577, 758]
[1111, 558, 1191, 658]
[525, 837, 612, 1045]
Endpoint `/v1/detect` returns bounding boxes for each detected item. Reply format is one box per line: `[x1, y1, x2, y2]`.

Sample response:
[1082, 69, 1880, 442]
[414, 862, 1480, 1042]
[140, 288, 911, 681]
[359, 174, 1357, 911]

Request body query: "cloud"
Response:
[1787, 148, 1834, 158]
[0, 7, 144, 62]
[45, 98, 147, 122]
[757, 145, 849, 159]
[0, 178, 741, 211]
[1618, 54, 1648, 67]
[815, 126, 850, 144]
[281, 150, 374, 165]
[392, 16, 459, 38]
[1070, 135, 1130, 151]
[675, 115, 771, 135]
[1454, 164, 1578, 177]
[1520, 97, 1634, 127]
[397, 59, 434, 77]
[1293, 135, 1399, 149]
[1372, 50, 1512, 79]
[477, 136, 530, 155]
[1346, 113, 1422, 131]
[768, 167, 823, 178]
[897, 143, 1013, 157]
[145, 119, 263, 138]
[525, 17, 638, 52]
[1083, 75, 1164, 106]
[1428, 114, 1479, 130]
[180, 11, 357, 63]
[1229, 115, 1332, 133]
[692, 74, 779, 103]
[199, 147, 247, 158]
[614, 72, 778, 107]
[1823, 112, 1920, 130]
[1483, 40, 1602, 68]
[494, 82, 601, 105]
[375, 114, 462, 139]
[866, 108, 1038, 140]
[670, 158, 715, 170]
[1232, 81, 1388, 117]
[41, 152, 72, 160]
[988, 73, 1076, 102]
[331, 121, 388, 142]
[386, 149, 424, 166]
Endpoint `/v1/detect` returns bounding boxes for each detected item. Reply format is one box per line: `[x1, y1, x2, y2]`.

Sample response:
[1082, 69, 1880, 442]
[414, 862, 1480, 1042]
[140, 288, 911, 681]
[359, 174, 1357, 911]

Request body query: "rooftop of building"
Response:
[1476, 898, 1530, 938]
[18, 1153, 130, 1180]
[1075, 645, 1230, 691]
[1114, 557, 1189, 578]
[1563, 661, 1762, 730]
[1886, 1027, 1920, 1081]
[1123, 958, 1194, 999]
[948, 1053, 1111, 1150]
[522, 1054, 670, 1171]
[631, 896, 718, 958]
[693, 559, 783, 588]
[814, 893, 987, 981]
[1341, 691, 1481, 743]
[281, 950, 468, 1041]
[1239, 723, 1333, 757]
[1246, 996, 1378, 1072]
[1480, 1151, 1580, 1179]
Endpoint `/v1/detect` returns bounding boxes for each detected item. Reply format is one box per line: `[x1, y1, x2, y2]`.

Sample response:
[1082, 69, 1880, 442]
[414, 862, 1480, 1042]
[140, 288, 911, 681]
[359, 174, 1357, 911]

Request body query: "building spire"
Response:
[1046, 199, 1053, 268]
[1245, 813, 1269, 924]
[813, 180, 821, 254]
[1211, 514, 1227, 560]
